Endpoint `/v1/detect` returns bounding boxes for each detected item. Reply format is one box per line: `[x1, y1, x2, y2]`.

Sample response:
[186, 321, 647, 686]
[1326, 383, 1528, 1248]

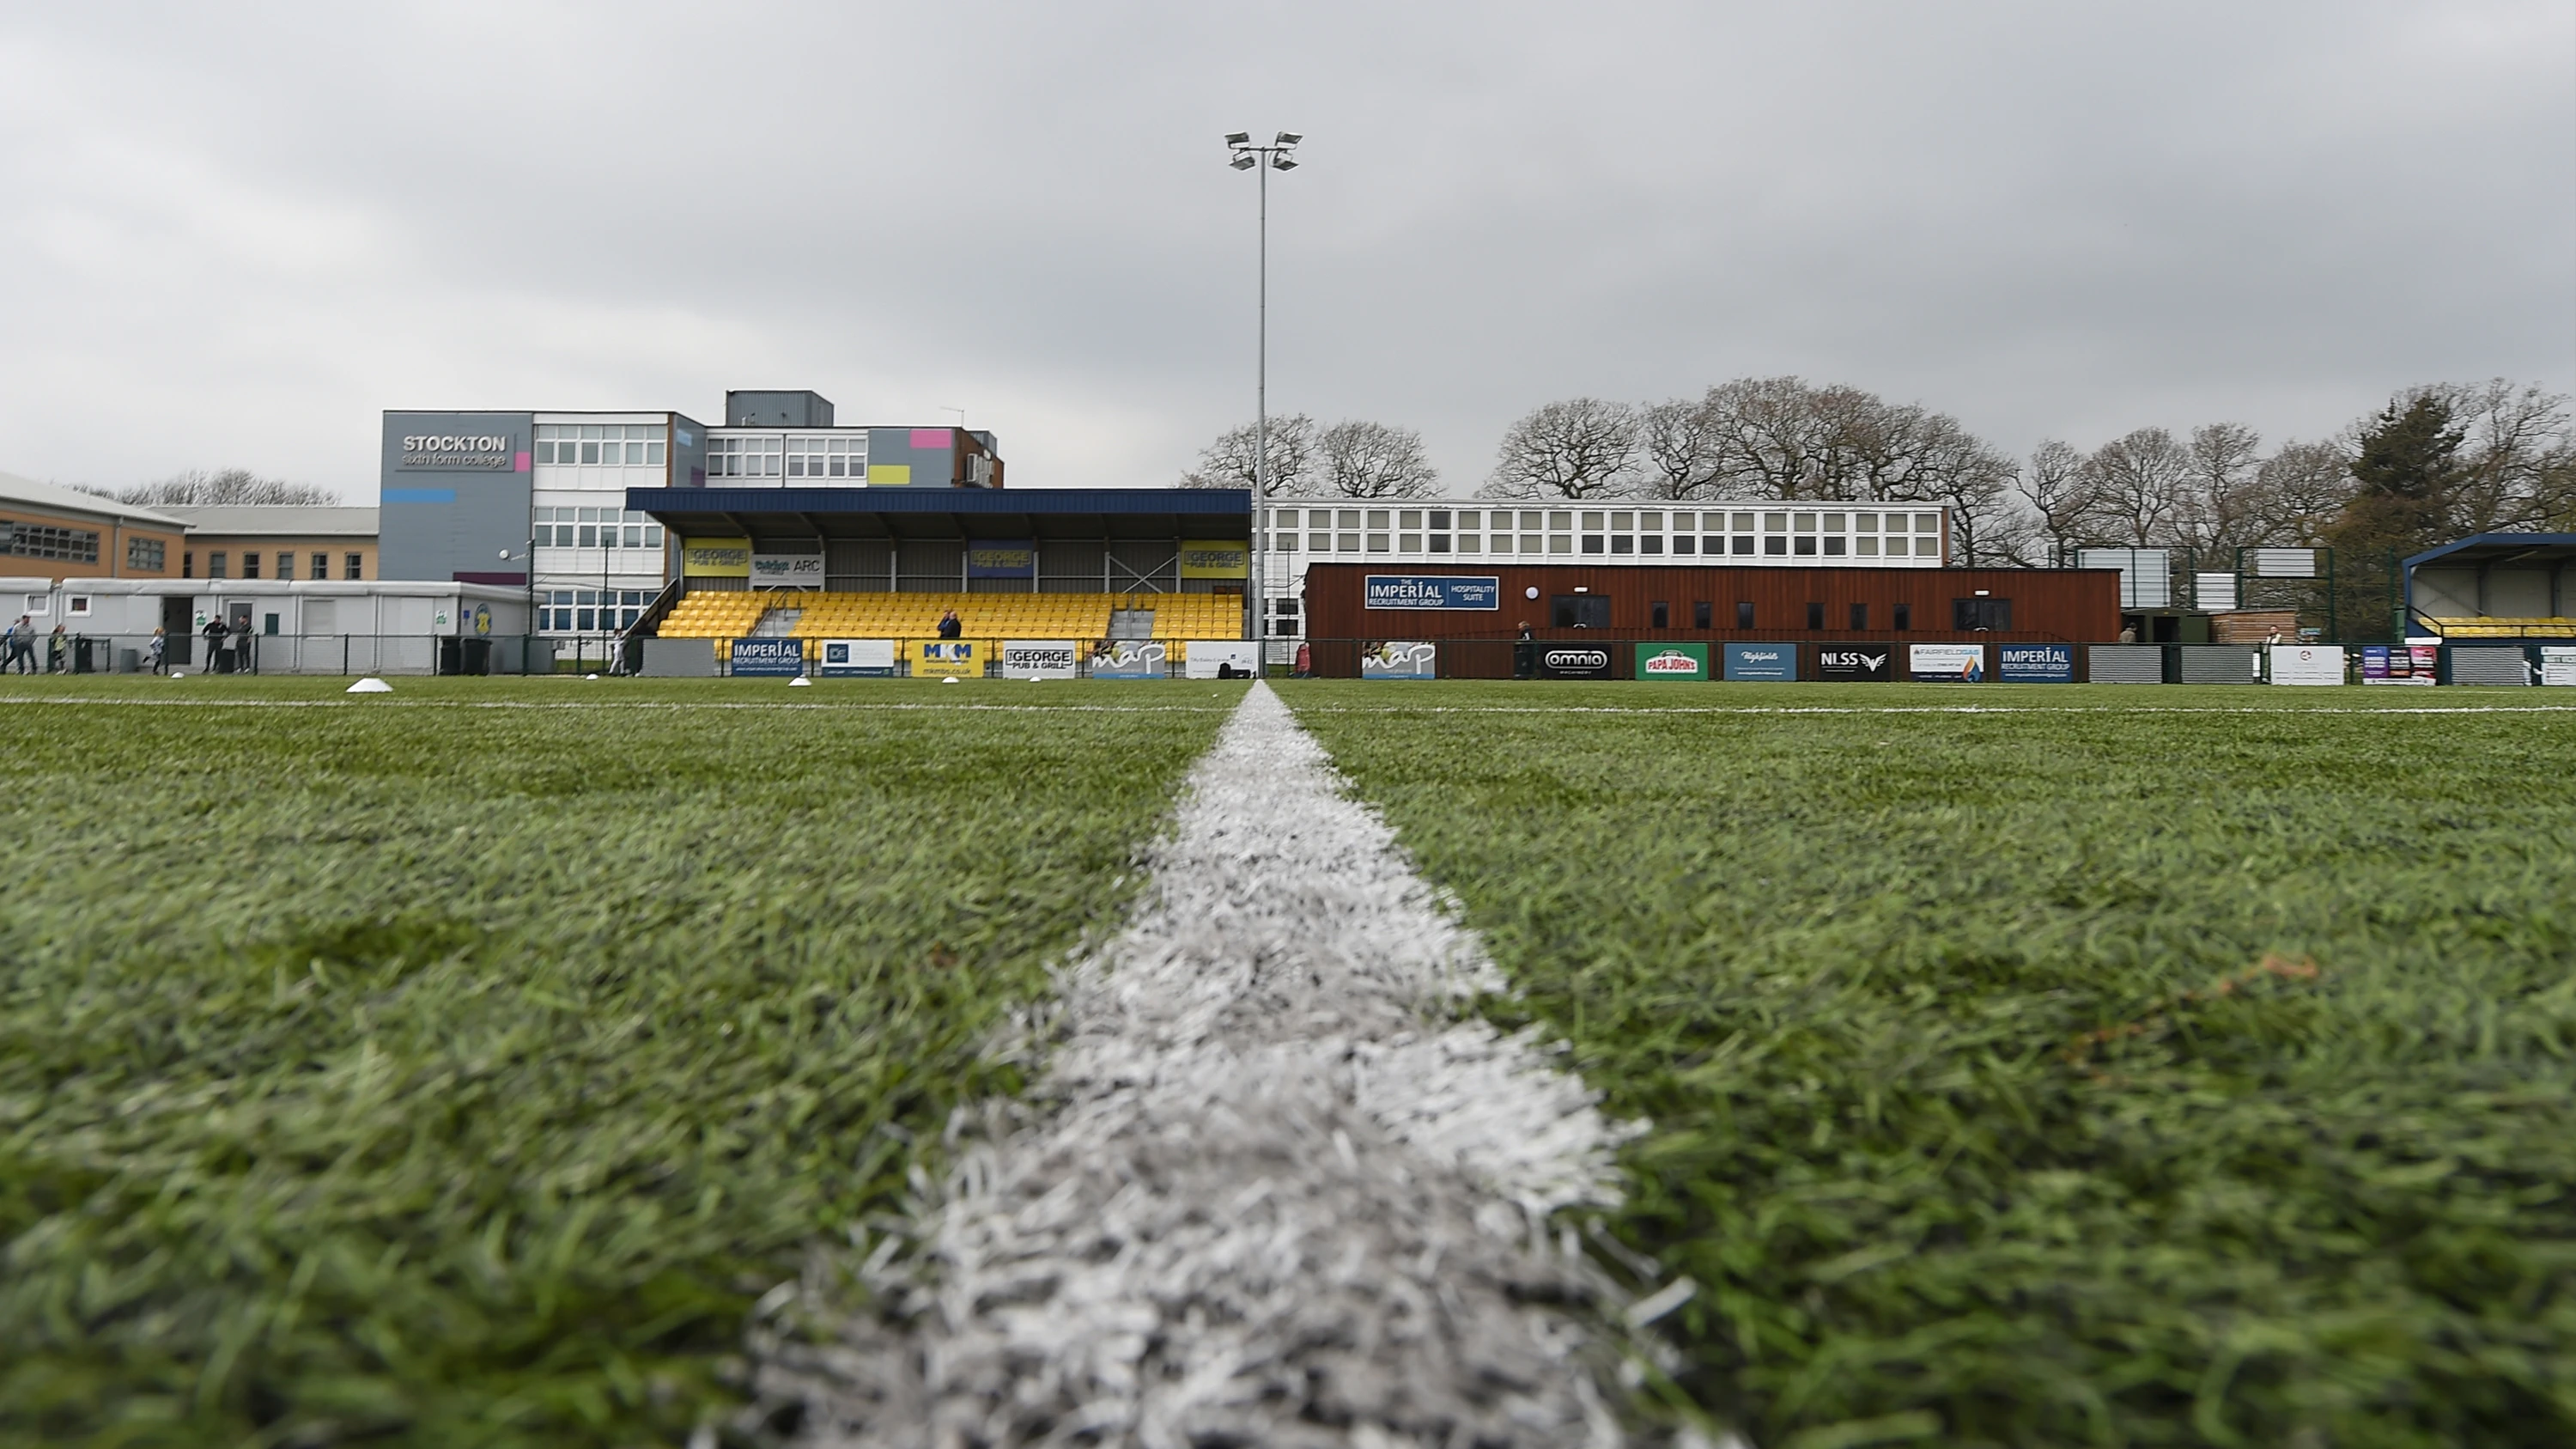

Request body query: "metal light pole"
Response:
[1225, 130, 1300, 661]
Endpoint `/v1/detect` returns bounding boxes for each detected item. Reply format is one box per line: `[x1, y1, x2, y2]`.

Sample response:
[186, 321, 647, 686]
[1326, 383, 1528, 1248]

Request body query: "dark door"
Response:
[228, 600, 255, 673]
[161, 596, 193, 667]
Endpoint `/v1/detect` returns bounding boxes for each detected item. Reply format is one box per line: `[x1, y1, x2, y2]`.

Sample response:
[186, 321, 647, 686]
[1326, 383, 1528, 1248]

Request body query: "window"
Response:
[1735, 601, 1755, 629]
[126, 536, 167, 571]
[1367, 510, 1391, 530]
[1953, 597, 2013, 631]
[1916, 514, 1938, 533]
[1338, 533, 1359, 552]
[536, 423, 665, 467]
[346, 553, 363, 580]
[1823, 537, 1846, 556]
[1672, 534, 1693, 555]
[1366, 533, 1390, 553]
[1693, 600, 1712, 628]
[1550, 511, 1573, 531]
[1640, 534, 1662, 554]
[1795, 513, 1816, 533]
[210, 551, 228, 579]
[242, 551, 259, 579]
[1857, 537, 1880, 556]
[1807, 602, 1825, 630]
[708, 435, 783, 478]
[1733, 537, 1756, 555]
[1850, 602, 1868, 630]
[1795, 537, 1817, 555]
[1856, 513, 1877, 532]
[0, 519, 100, 563]
[1893, 602, 1911, 631]
[1400, 510, 1422, 529]
[1400, 533, 1421, 551]
[312, 551, 329, 580]
[1489, 534, 1511, 554]
[1609, 535, 1633, 554]
[1650, 600, 1668, 629]
[1581, 535, 1605, 554]
[1764, 512, 1789, 533]
[1548, 535, 1572, 554]
[183, 551, 194, 578]
[1340, 510, 1361, 528]
[1823, 513, 1844, 533]
[1764, 537, 1788, 556]
[276, 551, 294, 581]
[1551, 595, 1612, 629]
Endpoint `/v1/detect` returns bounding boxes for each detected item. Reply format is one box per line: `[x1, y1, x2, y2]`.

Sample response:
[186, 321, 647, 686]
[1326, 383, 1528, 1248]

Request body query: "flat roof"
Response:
[0, 471, 189, 529]
[156, 505, 379, 537]
[630, 486, 1250, 543]
[2403, 533, 2576, 570]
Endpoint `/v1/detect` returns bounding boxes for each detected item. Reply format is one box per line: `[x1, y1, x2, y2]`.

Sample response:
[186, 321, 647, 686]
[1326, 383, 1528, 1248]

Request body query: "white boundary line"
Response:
[0, 697, 1231, 714]
[751, 682, 1644, 1447]
[1297, 703, 2576, 716]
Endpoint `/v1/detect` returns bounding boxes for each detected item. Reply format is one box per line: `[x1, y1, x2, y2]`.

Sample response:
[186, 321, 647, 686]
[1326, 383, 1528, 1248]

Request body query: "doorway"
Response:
[1550, 595, 1611, 629]
[161, 596, 192, 667]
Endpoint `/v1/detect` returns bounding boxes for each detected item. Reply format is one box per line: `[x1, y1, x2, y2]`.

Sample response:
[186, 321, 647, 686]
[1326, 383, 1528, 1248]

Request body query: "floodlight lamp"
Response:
[1230, 154, 1257, 170]
[1224, 131, 1251, 146]
[1275, 131, 1302, 145]
[1272, 155, 1297, 170]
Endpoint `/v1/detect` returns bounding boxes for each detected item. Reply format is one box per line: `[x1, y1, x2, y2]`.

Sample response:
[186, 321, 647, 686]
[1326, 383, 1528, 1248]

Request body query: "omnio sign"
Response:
[398, 433, 519, 471]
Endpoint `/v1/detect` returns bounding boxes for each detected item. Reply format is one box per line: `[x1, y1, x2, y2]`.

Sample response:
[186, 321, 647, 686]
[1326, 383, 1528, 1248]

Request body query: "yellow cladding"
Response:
[654, 590, 1249, 640]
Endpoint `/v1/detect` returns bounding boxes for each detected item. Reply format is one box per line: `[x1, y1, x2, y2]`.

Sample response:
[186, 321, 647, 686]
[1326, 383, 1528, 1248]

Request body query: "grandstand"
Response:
[2403, 533, 2576, 641]
[632, 486, 1255, 663]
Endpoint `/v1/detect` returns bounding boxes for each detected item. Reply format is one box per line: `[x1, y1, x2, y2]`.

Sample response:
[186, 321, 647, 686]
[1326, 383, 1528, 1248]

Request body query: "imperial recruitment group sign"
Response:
[1364, 575, 1501, 610]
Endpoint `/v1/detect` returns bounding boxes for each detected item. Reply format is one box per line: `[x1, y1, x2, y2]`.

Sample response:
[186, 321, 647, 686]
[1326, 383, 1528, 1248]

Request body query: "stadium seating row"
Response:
[655, 590, 1248, 641]
[2427, 617, 2576, 638]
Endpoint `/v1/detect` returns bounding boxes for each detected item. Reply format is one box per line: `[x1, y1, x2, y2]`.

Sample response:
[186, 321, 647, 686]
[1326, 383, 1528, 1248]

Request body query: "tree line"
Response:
[82, 468, 342, 507]
[1184, 378, 2574, 566]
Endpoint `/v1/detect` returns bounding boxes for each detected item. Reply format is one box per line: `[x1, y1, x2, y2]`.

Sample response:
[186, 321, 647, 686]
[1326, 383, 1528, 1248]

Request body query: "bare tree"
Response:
[2425, 379, 2573, 535]
[2178, 422, 2265, 555]
[2020, 440, 2105, 562]
[1478, 399, 1639, 500]
[106, 468, 340, 507]
[1700, 376, 1834, 498]
[1636, 395, 1726, 499]
[1316, 420, 1440, 499]
[1179, 415, 1316, 494]
[2079, 429, 2193, 545]
[2243, 440, 2355, 545]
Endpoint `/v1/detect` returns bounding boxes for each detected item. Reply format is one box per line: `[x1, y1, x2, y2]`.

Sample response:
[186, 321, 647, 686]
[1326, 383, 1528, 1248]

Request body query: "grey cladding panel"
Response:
[2449, 648, 2530, 685]
[2087, 645, 2164, 684]
[2178, 645, 2258, 684]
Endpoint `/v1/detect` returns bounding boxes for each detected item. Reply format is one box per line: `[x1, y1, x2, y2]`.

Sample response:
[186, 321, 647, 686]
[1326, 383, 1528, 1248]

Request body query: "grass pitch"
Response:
[1285, 682, 2576, 1448]
[0, 676, 1237, 1447]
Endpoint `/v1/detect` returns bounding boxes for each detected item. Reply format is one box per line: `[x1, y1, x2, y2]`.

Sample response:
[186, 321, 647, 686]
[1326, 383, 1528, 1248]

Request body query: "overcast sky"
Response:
[2, 1, 2569, 501]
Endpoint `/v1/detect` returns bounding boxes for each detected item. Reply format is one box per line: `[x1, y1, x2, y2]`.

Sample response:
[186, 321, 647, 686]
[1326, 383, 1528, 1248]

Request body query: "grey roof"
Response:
[155, 505, 379, 537]
[0, 470, 189, 528]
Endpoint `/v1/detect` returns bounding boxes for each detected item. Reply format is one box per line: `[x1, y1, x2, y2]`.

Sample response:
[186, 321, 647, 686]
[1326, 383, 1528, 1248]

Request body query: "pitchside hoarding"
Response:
[908, 640, 980, 678]
[1538, 644, 1613, 679]
[1997, 643, 2075, 683]
[1184, 641, 1262, 679]
[2360, 644, 2439, 685]
[1089, 640, 1166, 679]
[1723, 643, 1795, 681]
[820, 639, 897, 676]
[1817, 646, 1893, 681]
[1001, 640, 1078, 679]
[1910, 643, 1986, 682]
[729, 638, 804, 677]
[1361, 641, 1437, 679]
[1635, 642, 1709, 680]
[1364, 575, 1501, 611]
[2545, 647, 2576, 685]
[2268, 645, 2346, 686]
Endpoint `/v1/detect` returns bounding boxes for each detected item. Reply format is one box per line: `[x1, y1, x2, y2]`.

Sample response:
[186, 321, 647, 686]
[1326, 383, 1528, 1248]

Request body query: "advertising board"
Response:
[2544, 646, 2576, 686]
[1909, 643, 1986, 681]
[908, 640, 981, 679]
[1363, 575, 1502, 611]
[1360, 641, 1437, 679]
[2267, 644, 2346, 685]
[2361, 644, 2438, 685]
[1183, 641, 1262, 679]
[1178, 540, 1249, 580]
[1000, 640, 1078, 679]
[1635, 642, 1709, 680]
[682, 538, 751, 577]
[966, 542, 1036, 580]
[819, 639, 897, 677]
[1538, 643, 1614, 679]
[1088, 640, 1167, 679]
[1996, 642, 2075, 683]
[749, 552, 823, 588]
[1723, 643, 1795, 681]
[1817, 646, 1893, 682]
[729, 638, 804, 677]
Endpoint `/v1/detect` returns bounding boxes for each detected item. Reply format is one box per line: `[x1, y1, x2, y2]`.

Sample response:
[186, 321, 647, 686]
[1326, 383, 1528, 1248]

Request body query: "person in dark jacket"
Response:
[936, 609, 963, 639]
[1513, 621, 1535, 679]
[202, 615, 230, 673]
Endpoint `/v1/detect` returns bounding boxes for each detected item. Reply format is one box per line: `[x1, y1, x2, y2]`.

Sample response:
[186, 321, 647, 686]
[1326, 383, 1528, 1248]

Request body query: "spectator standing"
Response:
[1513, 621, 1536, 679]
[4, 615, 32, 673]
[203, 614, 230, 673]
[47, 624, 67, 673]
[937, 608, 962, 640]
[1293, 640, 1313, 679]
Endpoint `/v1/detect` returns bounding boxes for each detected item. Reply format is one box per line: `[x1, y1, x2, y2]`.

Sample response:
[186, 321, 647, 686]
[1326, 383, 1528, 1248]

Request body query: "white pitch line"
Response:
[0, 696, 1231, 714]
[1297, 702, 2576, 716]
[750, 681, 1647, 1449]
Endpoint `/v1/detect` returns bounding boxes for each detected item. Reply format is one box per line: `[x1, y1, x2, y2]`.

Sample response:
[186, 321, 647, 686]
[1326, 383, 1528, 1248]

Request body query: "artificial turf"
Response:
[1284, 681, 2576, 1449]
[0, 675, 1239, 1447]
